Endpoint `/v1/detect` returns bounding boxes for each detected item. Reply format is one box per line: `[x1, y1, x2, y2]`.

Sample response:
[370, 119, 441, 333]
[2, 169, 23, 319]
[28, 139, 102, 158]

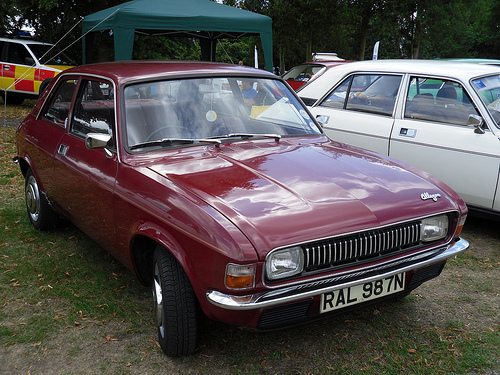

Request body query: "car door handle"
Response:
[399, 128, 417, 137]
[58, 144, 69, 156]
[3, 65, 11, 71]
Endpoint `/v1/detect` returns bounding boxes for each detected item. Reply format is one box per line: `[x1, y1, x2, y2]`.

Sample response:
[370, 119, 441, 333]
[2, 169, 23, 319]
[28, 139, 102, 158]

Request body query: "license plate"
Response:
[320, 272, 406, 313]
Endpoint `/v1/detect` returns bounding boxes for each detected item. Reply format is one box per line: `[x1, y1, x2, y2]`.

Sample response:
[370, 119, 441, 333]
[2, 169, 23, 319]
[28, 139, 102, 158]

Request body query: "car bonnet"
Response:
[146, 136, 461, 258]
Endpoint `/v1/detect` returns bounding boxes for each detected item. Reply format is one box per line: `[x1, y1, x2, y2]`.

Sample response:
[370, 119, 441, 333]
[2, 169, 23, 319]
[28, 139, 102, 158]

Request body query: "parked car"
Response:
[0, 36, 74, 104]
[300, 59, 500, 218]
[15, 61, 468, 357]
[440, 58, 500, 66]
[283, 61, 351, 90]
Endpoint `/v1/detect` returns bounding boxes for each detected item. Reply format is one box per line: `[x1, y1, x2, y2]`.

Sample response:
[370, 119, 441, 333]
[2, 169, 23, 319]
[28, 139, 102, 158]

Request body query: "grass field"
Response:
[1, 107, 498, 374]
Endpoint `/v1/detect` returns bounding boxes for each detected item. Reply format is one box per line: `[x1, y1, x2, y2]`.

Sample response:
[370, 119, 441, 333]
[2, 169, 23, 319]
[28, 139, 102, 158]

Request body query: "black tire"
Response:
[0, 91, 25, 105]
[152, 245, 197, 356]
[24, 169, 58, 230]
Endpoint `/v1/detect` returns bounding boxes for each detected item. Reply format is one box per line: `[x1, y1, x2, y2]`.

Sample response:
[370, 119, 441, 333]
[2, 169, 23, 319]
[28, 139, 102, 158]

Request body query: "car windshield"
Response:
[282, 64, 326, 82]
[471, 75, 500, 127]
[124, 76, 321, 151]
[27, 43, 75, 66]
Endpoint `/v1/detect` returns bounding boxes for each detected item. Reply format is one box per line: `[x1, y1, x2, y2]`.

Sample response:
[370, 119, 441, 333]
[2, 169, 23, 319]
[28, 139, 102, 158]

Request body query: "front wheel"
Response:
[152, 245, 197, 356]
[39, 78, 53, 95]
[0, 91, 25, 105]
[24, 169, 58, 230]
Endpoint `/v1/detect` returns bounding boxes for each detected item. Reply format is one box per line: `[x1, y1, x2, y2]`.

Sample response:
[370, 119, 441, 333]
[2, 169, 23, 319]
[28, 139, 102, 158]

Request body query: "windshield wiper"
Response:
[213, 133, 282, 142]
[129, 138, 221, 150]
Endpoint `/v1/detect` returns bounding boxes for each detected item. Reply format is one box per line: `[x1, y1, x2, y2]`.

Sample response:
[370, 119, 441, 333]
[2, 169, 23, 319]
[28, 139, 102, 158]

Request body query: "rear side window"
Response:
[319, 74, 402, 116]
[405, 77, 478, 126]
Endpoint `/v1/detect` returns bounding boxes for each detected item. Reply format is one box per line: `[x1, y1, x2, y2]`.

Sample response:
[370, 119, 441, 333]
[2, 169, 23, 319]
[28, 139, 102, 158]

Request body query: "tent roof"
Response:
[82, 0, 273, 71]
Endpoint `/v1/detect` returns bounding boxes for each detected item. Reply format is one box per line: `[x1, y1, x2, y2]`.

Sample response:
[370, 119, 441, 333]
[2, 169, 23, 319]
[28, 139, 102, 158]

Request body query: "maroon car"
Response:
[283, 61, 352, 90]
[15, 61, 468, 357]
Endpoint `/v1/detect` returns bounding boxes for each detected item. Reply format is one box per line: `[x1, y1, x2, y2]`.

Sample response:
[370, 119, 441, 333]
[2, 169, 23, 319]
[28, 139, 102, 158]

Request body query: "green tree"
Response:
[9, 0, 124, 63]
[0, 0, 20, 34]
[2, 0, 498, 70]
[475, 0, 500, 58]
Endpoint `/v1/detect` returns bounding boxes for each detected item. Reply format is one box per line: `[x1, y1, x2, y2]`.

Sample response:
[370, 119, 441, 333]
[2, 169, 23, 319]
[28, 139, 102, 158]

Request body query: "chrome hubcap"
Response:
[25, 175, 40, 222]
[152, 263, 164, 338]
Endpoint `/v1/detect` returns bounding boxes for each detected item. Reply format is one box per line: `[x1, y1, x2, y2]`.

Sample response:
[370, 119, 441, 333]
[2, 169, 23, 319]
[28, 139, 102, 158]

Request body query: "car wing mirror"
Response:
[315, 114, 329, 128]
[24, 57, 35, 66]
[467, 114, 485, 134]
[85, 133, 114, 157]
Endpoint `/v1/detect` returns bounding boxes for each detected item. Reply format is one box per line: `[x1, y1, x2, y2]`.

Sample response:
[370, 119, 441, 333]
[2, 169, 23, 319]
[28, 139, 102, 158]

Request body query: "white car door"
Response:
[310, 73, 403, 155]
[390, 76, 500, 210]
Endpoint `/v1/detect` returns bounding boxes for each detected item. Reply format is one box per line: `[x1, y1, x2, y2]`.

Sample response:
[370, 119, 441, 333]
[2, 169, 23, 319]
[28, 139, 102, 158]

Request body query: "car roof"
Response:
[341, 59, 500, 76]
[440, 58, 500, 66]
[298, 59, 500, 101]
[59, 60, 278, 85]
[0, 37, 53, 46]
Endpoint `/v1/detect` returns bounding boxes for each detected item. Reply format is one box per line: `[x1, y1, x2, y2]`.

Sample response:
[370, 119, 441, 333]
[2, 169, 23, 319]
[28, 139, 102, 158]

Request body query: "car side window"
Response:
[320, 74, 402, 116]
[405, 77, 479, 126]
[0, 41, 6, 59]
[71, 79, 115, 147]
[6, 42, 32, 65]
[319, 76, 352, 109]
[43, 79, 78, 126]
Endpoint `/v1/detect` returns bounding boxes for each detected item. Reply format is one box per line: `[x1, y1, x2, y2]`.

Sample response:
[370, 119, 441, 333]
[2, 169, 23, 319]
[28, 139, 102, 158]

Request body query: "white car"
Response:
[299, 60, 500, 217]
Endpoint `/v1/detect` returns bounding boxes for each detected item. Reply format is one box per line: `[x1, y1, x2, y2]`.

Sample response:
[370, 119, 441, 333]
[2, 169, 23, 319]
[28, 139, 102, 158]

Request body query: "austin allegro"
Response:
[15, 61, 469, 356]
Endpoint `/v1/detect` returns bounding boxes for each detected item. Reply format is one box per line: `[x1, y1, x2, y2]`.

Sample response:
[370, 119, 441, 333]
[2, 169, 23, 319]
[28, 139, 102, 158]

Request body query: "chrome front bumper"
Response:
[206, 238, 469, 311]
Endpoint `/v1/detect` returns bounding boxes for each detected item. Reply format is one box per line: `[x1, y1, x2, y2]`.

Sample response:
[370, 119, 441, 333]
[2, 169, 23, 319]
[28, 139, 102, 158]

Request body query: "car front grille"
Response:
[303, 221, 421, 272]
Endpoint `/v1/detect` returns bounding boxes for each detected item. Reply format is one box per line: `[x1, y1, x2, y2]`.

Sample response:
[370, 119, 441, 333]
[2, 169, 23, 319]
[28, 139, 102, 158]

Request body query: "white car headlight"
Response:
[266, 246, 304, 280]
[421, 214, 449, 242]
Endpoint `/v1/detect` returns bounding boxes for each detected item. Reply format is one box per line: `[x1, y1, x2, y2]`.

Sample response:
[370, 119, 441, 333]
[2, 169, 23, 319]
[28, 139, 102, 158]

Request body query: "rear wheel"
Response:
[152, 245, 197, 356]
[24, 169, 58, 230]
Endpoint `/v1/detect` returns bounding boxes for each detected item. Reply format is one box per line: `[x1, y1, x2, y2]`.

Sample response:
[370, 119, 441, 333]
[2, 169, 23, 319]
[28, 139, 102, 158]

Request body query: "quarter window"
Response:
[320, 74, 402, 116]
[405, 77, 478, 126]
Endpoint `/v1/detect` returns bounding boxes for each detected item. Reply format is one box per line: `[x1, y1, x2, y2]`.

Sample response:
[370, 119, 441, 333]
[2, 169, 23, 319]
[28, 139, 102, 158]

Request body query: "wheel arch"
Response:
[17, 156, 31, 178]
[130, 223, 196, 289]
[130, 234, 157, 286]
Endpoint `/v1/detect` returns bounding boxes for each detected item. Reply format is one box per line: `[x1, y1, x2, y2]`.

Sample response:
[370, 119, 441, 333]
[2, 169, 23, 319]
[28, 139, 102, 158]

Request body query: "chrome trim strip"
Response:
[206, 238, 469, 311]
[302, 221, 420, 271]
[391, 137, 499, 159]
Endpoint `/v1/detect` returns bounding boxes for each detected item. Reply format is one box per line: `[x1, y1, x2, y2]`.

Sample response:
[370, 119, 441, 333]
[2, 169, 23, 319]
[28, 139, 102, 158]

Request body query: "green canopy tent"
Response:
[82, 0, 273, 72]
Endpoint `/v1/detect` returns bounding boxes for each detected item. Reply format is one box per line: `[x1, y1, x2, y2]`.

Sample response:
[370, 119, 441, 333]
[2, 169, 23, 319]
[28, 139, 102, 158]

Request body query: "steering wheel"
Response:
[146, 126, 195, 142]
[349, 92, 369, 105]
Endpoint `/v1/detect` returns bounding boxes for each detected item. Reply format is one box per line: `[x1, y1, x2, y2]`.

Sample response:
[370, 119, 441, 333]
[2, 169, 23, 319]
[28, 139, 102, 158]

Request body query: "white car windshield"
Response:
[27, 43, 75, 66]
[471, 75, 500, 126]
[124, 77, 321, 151]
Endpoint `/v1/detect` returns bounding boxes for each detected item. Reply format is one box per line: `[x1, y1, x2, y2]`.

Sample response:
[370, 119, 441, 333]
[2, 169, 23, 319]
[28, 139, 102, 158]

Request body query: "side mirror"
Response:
[467, 114, 485, 134]
[315, 114, 329, 127]
[85, 133, 113, 157]
[24, 57, 35, 66]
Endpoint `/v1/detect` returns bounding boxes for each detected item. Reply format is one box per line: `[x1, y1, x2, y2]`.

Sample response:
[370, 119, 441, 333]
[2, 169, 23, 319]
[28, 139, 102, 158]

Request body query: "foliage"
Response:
[2, 0, 500, 76]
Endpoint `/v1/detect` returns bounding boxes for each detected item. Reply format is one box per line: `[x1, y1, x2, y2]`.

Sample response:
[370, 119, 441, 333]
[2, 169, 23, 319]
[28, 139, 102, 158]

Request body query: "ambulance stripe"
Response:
[1, 63, 70, 94]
